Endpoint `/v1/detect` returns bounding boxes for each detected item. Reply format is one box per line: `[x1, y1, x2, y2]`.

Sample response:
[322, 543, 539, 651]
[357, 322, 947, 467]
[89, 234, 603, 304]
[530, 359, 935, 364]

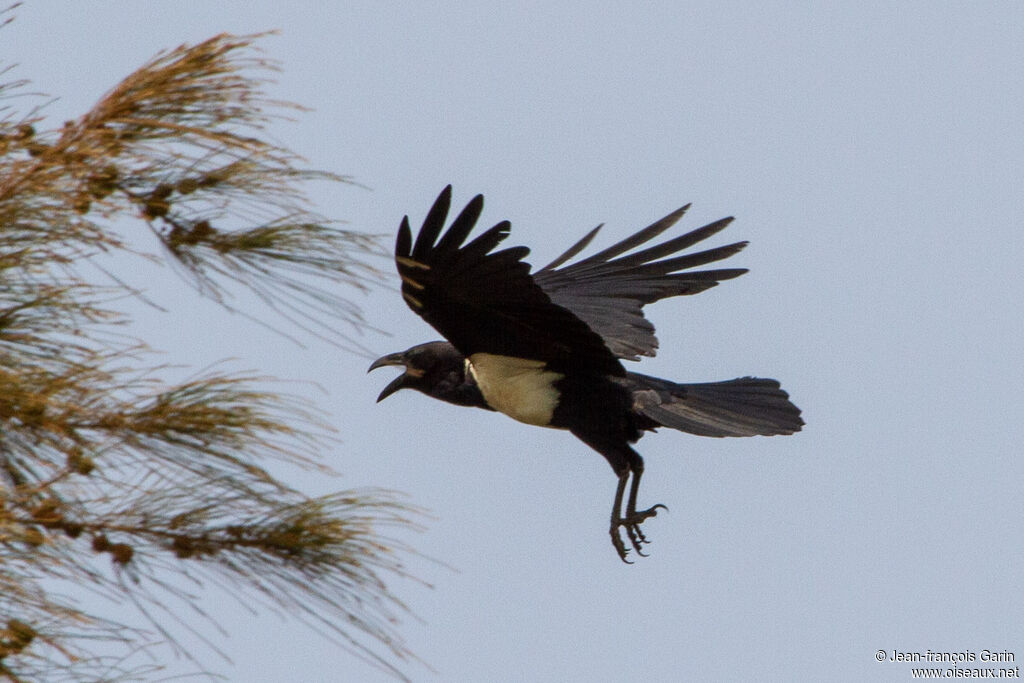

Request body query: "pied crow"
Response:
[370, 186, 803, 562]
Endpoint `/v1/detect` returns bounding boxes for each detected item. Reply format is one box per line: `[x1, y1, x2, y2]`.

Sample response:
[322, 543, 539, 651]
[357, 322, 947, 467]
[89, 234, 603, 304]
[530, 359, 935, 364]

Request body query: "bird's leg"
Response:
[621, 459, 667, 552]
[609, 461, 668, 562]
[609, 470, 632, 563]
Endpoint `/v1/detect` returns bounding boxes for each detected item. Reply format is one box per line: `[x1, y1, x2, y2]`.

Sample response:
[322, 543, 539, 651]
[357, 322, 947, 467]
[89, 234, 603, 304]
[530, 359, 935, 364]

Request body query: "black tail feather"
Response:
[629, 372, 804, 438]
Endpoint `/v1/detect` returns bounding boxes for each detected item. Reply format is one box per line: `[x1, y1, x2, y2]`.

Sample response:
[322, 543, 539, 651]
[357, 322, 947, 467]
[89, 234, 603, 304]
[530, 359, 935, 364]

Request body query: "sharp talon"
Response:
[610, 468, 663, 562]
[625, 502, 667, 525]
[612, 514, 661, 560]
[610, 527, 632, 563]
[624, 523, 643, 552]
[628, 529, 650, 556]
[611, 498, 666, 560]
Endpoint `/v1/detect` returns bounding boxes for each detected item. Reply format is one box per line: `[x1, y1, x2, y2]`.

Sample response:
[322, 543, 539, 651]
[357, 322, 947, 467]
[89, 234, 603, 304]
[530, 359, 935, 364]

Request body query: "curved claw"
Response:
[611, 501, 667, 561]
[624, 503, 668, 525]
[625, 524, 650, 556]
[611, 506, 667, 562]
[610, 525, 635, 564]
[627, 522, 652, 547]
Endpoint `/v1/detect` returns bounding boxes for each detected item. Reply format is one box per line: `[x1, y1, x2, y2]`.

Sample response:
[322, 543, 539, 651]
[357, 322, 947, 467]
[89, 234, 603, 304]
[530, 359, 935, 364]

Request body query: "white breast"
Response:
[467, 353, 565, 427]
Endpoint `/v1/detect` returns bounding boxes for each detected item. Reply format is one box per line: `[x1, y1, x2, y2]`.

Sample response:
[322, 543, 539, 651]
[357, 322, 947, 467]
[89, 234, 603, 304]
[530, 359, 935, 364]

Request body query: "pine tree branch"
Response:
[1, 21, 423, 682]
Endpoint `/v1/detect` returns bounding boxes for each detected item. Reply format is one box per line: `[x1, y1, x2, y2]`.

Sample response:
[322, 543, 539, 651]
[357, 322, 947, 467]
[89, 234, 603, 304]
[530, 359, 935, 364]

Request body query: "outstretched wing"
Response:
[395, 186, 623, 377]
[534, 205, 749, 361]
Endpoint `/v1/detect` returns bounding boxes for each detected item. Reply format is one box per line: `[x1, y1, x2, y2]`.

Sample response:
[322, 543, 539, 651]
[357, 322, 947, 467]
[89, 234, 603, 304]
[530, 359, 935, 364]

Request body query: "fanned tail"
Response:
[629, 372, 804, 437]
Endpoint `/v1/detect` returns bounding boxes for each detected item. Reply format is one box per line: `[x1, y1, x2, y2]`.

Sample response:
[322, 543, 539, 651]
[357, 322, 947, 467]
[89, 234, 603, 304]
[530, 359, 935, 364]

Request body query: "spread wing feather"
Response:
[395, 187, 752, 369]
[395, 186, 623, 376]
[534, 208, 749, 360]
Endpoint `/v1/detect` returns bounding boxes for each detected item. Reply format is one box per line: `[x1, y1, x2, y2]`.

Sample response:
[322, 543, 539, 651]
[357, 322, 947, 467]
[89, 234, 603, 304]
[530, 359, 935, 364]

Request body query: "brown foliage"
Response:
[1, 18, 420, 682]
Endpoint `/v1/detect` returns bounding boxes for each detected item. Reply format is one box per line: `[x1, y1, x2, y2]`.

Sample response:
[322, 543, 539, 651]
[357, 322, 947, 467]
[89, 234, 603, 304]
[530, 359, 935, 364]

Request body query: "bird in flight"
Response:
[370, 186, 803, 562]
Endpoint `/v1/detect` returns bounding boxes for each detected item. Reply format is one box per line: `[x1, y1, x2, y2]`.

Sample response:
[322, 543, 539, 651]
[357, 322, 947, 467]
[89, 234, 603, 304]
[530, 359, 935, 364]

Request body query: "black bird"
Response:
[370, 186, 802, 561]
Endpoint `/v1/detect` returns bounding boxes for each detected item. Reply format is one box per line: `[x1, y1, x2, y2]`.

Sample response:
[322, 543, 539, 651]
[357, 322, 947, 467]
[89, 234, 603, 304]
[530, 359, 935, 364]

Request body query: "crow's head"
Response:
[368, 341, 463, 402]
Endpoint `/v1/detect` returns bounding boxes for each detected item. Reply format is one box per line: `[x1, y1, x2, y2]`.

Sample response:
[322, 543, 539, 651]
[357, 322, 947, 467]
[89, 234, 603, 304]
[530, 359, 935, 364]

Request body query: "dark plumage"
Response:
[370, 186, 803, 561]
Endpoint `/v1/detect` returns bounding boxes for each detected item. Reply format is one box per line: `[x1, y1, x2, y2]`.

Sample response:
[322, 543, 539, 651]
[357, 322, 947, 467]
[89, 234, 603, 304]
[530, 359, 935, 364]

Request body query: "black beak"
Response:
[368, 352, 406, 373]
[368, 352, 408, 402]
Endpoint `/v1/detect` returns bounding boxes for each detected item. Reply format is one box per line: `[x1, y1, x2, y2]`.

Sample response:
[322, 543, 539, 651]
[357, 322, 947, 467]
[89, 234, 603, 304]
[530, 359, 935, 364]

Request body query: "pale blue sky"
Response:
[5, 2, 1023, 681]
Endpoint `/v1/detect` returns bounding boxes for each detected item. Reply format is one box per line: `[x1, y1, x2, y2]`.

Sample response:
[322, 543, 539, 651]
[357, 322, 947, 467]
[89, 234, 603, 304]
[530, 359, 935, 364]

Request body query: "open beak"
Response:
[368, 352, 405, 373]
[368, 352, 408, 402]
